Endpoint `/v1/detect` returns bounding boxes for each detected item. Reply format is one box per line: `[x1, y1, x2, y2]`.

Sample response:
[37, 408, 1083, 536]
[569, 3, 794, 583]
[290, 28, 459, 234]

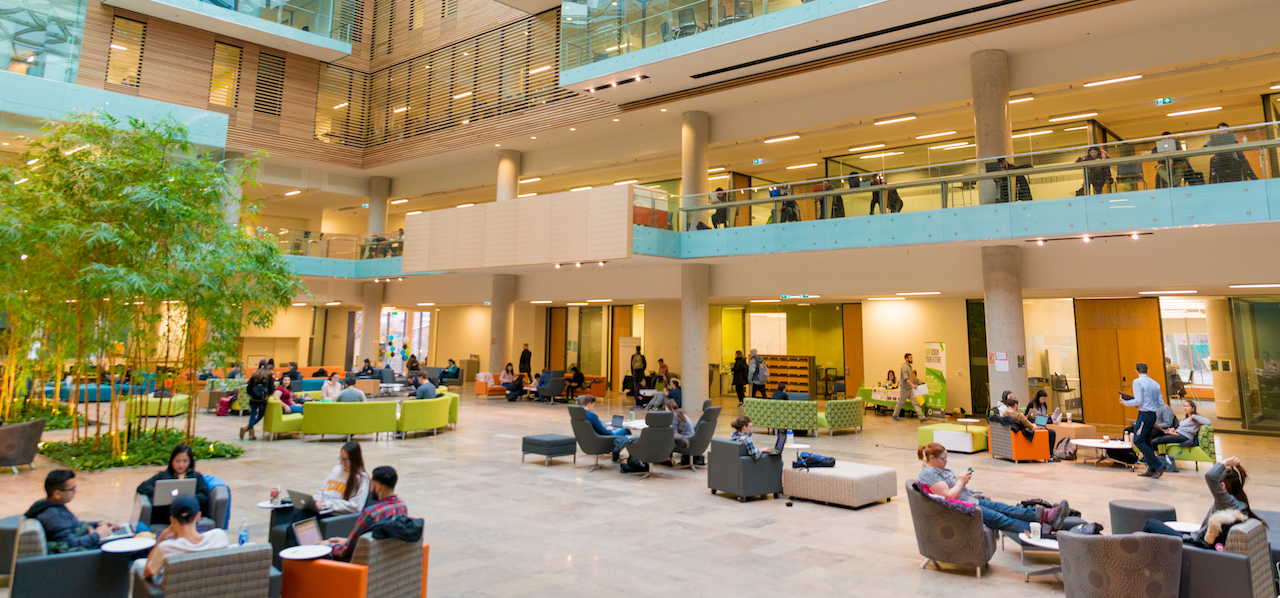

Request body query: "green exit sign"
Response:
[1155, 97, 1173, 106]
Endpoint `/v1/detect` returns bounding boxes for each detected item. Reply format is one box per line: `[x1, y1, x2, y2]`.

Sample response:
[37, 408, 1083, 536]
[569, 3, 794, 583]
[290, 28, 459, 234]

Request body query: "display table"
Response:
[1047, 422, 1097, 442]
[856, 387, 924, 416]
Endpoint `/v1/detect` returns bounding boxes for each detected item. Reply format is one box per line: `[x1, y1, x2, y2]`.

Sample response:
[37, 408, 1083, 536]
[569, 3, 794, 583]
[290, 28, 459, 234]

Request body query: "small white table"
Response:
[102, 537, 156, 553]
[638, 389, 658, 398]
[956, 418, 981, 431]
[279, 545, 332, 560]
[257, 500, 293, 509]
[1166, 521, 1200, 533]
[1017, 532, 1060, 582]
[1071, 438, 1136, 470]
[784, 443, 810, 450]
[622, 420, 648, 430]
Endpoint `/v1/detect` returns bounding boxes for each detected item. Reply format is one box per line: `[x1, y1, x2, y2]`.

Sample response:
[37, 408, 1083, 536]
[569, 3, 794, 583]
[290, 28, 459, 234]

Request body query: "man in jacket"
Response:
[26, 470, 121, 552]
[731, 350, 749, 406]
[518, 344, 533, 384]
[747, 349, 769, 399]
[630, 346, 647, 396]
[894, 353, 926, 422]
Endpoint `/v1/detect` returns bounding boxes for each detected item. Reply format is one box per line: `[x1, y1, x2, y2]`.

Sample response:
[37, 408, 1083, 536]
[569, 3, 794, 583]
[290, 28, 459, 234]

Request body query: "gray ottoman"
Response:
[522, 434, 577, 466]
[783, 461, 897, 508]
[1110, 499, 1176, 534]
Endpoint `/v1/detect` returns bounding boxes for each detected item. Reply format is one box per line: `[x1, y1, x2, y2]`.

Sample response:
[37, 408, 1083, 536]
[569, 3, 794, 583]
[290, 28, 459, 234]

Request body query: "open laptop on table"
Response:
[773, 433, 787, 453]
[612, 414, 625, 430]
[153, 479, 197, 506]
[99, 495, 145, 543]
[292, 517, 324, 546]
[287, 489, 330, 514]
[1035, 415, 1049, 426]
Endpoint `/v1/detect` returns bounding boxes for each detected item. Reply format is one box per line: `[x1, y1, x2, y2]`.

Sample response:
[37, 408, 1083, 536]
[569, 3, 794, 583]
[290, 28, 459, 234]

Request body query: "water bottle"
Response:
[786, 429, 794, 447]
[629, 408, 635, 421]
[238, 517, 249, 545]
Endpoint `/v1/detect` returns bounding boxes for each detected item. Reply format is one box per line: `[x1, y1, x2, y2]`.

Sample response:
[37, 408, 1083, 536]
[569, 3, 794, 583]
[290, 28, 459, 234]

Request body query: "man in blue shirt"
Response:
[1120, 362, 1166, 478]
[771, 382, 788, 401]
[580, 396, 634, 462]
[414, 379, 437, 400]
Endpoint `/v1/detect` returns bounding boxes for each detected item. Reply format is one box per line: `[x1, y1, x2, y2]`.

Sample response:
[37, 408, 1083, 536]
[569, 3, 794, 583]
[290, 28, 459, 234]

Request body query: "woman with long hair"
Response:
[885, 369, 897, 389]
[136, 444, 211, 525]
[1143, 456, 1263, 546]
[315, 440, 369, 513]
[240, 359, 274, 440]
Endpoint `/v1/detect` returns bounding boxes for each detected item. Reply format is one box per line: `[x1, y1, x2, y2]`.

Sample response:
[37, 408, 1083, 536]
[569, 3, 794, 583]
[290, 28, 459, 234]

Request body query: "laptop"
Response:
[1157, 139, 1179, 153]
[1035, 415, 1049, 426]
[292, 517, 324, 546]
[287, 489, 322, 513]
[773, 433, 787, 453]
[99, 496, 144, 543]
[612, 414, 624, 429]
[153, 479, 197, 507]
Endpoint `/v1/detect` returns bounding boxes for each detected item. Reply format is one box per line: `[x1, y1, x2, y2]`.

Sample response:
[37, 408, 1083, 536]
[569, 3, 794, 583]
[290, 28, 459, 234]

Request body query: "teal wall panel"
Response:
[1171, 180, 1270, 226]
[1009, 197, 1088, 238]
[1082, 190, 1174, 233]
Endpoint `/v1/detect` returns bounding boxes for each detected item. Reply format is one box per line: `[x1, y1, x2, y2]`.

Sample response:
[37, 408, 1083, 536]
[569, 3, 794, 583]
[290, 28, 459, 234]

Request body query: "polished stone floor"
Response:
[4, 392, 1278, 598]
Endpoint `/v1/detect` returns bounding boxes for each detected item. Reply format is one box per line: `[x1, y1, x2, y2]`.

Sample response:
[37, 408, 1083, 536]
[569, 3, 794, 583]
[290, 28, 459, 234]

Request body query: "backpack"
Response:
[1106, 447, 1140, 465]
[1053, 438, 1077, 461]
[792, 452, 835, 469]
[248, 377, 270, 402]
[216, 396, 233, 417]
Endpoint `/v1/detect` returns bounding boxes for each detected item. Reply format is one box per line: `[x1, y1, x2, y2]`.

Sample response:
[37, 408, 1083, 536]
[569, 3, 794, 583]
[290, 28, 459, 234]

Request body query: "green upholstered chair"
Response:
[264, 398, 304, 441]
[301, 402, 398, 439]
[127, 394, 190, 422]
[437, 388, 459, 428]
[1158, 424, 1216, 470]
[917, 423, 989, 453]
[397, 397, 450, 437]
[742, 398, 818, 434]
[815, 398, 864, 435]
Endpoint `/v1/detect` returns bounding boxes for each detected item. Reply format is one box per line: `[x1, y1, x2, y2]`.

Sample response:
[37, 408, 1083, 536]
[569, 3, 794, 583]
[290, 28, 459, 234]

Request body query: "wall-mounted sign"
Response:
[1155, 97, 1172, 106]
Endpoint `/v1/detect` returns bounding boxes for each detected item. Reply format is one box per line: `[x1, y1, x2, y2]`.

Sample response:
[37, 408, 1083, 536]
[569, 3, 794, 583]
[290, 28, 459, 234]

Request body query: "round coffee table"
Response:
[956, 418, 981, 432]
[102, 537, 156, 553]
[1166, 521, 1200, 533]
[1017, 532, 1060, 582]
[1071, 438, 1136, 470]
[279, 545, 332, 560]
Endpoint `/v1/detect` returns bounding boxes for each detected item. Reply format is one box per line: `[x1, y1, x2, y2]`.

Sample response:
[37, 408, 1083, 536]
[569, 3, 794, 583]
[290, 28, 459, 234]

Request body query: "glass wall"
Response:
[1232, 297, 1280, 432]
[717, 304, 843, 397]
[1, 0, 87, 83]
[1023, 298, 1081, 420]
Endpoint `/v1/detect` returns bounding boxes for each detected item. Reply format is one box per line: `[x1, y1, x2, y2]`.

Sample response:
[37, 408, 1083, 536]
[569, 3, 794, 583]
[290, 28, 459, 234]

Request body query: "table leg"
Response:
[1025, 564, 1061, 582]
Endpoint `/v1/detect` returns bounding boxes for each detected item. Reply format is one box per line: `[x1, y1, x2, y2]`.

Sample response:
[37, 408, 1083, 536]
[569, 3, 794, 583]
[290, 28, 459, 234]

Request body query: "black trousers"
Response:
[750, 383, 767, 399]
[632, 369, 645, 394]
[1133, 411, 1161, 470]
[734, 383, 746, 403]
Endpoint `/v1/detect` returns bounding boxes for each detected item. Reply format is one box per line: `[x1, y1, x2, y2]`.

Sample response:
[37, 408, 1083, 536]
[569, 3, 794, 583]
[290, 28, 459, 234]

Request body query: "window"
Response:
[254, 52, 286, 116]
[408, 0, 424, 30]
[411, 312, 430, 362]
[315, 63, 367, 146]
[371, 0, 393, 57]
[441, 0, 456, 18]
[105, 17, 144, 87]
[208, 42, 242, 107]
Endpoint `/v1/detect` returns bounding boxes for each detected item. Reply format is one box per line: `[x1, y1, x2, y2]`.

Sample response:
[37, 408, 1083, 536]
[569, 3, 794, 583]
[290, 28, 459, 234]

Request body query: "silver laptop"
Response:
[1157, 139, 1179, 152]
[292, 517, 324, 546]
[153, 478, 197, 506]
[287, 489, 322, 513]
[99, 496, 144, 543]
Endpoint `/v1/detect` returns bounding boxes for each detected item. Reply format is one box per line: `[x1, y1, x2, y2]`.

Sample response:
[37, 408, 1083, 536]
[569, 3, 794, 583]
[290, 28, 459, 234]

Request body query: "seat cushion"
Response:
[522, 434, 576, 453]
[783, 461, 897, 508]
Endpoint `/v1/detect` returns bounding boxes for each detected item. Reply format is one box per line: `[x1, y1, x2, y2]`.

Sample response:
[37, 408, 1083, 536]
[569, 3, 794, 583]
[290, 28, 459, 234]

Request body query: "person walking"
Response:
[630, 346, 647, 397]
[518, 343, 532, 385]
[239, 359, 274, 440]
[747, 349, 769, 399]
[1121, 362, 1167, 478]
[893, 352, 926, 422]
[731, 350, 749, 406]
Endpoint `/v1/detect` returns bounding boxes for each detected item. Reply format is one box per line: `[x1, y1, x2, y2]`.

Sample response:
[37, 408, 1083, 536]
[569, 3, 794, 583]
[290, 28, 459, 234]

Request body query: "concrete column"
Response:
[1206, 298, 1241, 419]
[681, 263, 710, 418]
[680, 111, 711, 229]
[360, 281, 384, 367]
[496, 150, 521, 202]
[981, 246, 1027, 407]
[489, 274, 516, 375]
[223, 152, 243, 226]
[368, 176, 391, 235]
[970, 50, 1013, 205]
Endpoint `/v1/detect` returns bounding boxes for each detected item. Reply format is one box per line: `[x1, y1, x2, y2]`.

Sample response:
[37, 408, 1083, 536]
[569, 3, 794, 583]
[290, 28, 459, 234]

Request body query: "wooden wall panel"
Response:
[843, 303, 864, 390]
[549, 193, 588, 263]
[76, 1, 115, 89]
[1074, 298, 1167, 428]
[137, 19, 215, 107]
[585, 185, 630, 261]
[369, 0, 524, 72]
[281, 56, 321, 139]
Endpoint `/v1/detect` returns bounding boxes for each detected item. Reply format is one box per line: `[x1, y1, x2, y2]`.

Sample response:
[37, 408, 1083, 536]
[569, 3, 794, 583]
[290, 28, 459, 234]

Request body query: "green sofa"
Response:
[263, 398, 303, 441]
[1157, 425, 1216, 470]
[300, 401, 397, 439]
[743, 398, 818, 433]
[917, 423, 989, 454]
[397, 397, 450, 438]
[127, 394, 190, 421]
[815, 398, 864, 435]
[439, 390, 459, 428]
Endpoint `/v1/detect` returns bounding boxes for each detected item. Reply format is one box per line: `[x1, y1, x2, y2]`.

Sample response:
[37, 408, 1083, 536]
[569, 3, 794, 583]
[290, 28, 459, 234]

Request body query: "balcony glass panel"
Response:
[0, 0, 87, 83]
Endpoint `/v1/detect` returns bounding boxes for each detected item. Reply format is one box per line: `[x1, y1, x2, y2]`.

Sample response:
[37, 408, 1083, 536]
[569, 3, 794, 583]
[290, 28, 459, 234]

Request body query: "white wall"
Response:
[241, 305, 314, 365]
[862, 298, 972, 413]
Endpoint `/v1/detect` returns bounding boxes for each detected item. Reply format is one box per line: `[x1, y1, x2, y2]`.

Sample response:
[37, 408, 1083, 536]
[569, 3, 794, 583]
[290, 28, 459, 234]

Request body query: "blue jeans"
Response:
[612, 429, 634, 451]
[247, 401, 267, 429]
[285, 405, 304, 414]
[978, 498, 1038, 534]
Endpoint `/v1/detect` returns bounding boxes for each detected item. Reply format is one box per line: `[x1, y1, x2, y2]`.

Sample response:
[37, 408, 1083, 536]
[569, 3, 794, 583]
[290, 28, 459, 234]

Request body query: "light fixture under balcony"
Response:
[1049, 111, 1098, 123]
[614, 180, 638, 185]
[531, 300, 552, 304]
[456, 203, 474, 208]
[517, 192, 537, 198]
[391, 199, 408, 204]
[764, 134, 800, 144]
[1011, 130, 1053, 138]
[417, 302, 435, 306]
[1009, 94, 1034, 104]
[707, 167, 725, 173]
[866, 297, 905, 301]
[1167, 106, 1221, 117]
[915, 131, 956, 140]
[874, 114, 916, 125]
[848, 144, 886, 152]
[529, 65, 552, 74]
[786, 163, 817, 170]
[1138, 290, 1197, 295]
[1084, 74, 1142, 87]
[570, 186, 592, 192]
[284, 190, 301, 196]
[519, 177, 541, 183]
[406, 210, 422, 216]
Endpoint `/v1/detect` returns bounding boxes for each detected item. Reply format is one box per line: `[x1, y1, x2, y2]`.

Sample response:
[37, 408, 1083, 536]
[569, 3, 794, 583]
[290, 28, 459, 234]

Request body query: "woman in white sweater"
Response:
[320, 372, 344, 402]
[315, 440, 370, 513]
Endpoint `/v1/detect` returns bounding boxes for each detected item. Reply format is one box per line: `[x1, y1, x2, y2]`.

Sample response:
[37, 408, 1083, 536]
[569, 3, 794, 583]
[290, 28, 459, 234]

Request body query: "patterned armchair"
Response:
[904, 479, 997, 578]
[1158, 425, 1216, 470]
[1181, 518, 1275, 598]
[1059, 531, 1182, 598]
[815, 399, 863, 435]
[742, 398, 818, 434]
[989, 422, 1050, 462]
[131, 542, 281, 598]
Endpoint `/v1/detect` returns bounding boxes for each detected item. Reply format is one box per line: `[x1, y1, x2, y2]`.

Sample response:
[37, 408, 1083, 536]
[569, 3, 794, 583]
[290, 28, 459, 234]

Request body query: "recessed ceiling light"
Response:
[575, 262, 582, 267]
[867, 297, 906, 301]
[567, 302, 588, 306]
[517, 192, 537, 198]
[1082, 236, 1091, 242]
[848, 144, 886, 152]
[707, 167, 725, 173]
[391, 199, 408, 204]
[1084, 74, 1142, 87]
[1049, 112, 1098, 123]
[764, 134, 800, 144]
[456, 203, 474, 208]
[897, 292, 941, 296]
[587, 299, 612, 302]
[325, 301, 341, 306]
[495, 143, 501, 147]
[874, 115, 916, 125]
[570, 186, 592, 192]
[1271, 83, 1280, 90]
[661, 108, 667, 112]
[554, 264, 561, 269]
[110, 43, 127, 50]
[860, 152, 904, 159]
[1011, 130, 1053, 138]
[1167, 106, 1221, 117]
[1138, 290, 1197, 295]
[614, 180, 638, 185]
[1064, 125, 1089, 131]
[417, 302, 435, 306]
[750, 299, 781, 303]
[291, 302, 307, 306]
[1009, 95, 1035, 104]
[406, 210, 422, 216]
[1036, 239, 1045, 245]
[915, 131, 957, 140]
[1130, 233, 1140, 240]
[569, 128, 576, 131]
[613, 118, 619, 122]
[393, 107, 408, 113]
[531, 300, 552, 304]
[708, 175, 729, 180]
[519, 177, 541, 183]
[530, 136, 537, 139]
[529, 65, 552, 74]
[1230, 284, 1280, 289]
[786, 163, 817, 170]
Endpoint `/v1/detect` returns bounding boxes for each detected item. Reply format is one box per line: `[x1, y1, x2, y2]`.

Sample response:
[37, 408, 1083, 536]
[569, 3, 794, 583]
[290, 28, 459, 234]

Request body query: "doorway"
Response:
[1074, 298, 1166, 428]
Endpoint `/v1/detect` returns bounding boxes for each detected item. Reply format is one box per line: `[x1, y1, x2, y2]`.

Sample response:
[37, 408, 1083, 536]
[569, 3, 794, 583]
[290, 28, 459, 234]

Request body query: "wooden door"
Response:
[611, 306, 632, 393]
[1078, 329, 1124, 427]
[1074, 298, 1166, 427]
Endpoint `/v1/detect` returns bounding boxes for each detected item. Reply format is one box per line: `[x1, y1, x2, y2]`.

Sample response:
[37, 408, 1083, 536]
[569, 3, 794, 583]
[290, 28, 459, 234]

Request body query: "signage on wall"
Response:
[752, 158, 765, 165]
[1155, 97, 1173, 106]
[994, 351, 1009, 372]
[923, 342, 947, 411]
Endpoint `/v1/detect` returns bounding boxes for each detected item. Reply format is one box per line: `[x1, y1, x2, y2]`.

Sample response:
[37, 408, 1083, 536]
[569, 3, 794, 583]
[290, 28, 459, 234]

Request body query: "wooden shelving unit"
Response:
[762, 355, 815, 394]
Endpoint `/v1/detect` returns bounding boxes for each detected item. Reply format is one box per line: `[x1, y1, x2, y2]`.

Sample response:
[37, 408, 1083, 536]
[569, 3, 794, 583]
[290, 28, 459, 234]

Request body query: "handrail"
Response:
[678, 136, 1279, 213]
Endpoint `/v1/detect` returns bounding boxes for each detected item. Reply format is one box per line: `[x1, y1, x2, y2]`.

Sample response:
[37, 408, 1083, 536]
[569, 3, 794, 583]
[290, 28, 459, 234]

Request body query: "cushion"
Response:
[522, 434, 575, 448]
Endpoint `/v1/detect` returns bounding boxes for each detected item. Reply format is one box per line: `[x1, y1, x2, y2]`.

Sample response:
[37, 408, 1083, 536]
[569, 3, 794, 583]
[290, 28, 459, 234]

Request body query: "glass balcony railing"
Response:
[207, 0, 355, 43]
[632, 184, 678, 230]
[671, 122, 1280, 232]
[561, 0, 817, 70]
[261, 227, 358, 259]
[1, 0, 87, 84]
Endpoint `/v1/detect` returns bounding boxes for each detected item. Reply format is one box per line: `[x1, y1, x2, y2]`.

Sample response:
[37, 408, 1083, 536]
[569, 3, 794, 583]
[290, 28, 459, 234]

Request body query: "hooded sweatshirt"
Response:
[24, 499, 98, 552]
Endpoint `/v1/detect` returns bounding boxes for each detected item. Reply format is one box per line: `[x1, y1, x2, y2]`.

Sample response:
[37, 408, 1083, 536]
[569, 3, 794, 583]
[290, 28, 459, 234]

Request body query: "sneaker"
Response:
[693, 455, 706, 466]
[892, 415, 901, 422]
[1048, 500, 1070, 530]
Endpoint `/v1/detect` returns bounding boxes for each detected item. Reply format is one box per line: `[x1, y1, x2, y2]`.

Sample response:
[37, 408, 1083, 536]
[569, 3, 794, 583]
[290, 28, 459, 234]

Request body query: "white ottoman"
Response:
[783, 461, 897, 508]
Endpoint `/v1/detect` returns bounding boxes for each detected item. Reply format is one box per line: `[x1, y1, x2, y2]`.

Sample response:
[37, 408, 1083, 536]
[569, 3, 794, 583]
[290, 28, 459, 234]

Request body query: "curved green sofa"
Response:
[126, 394, 190, 421]
[263, 398, 303, 441]
[438, 389, 459, 427]
[301, 402, 397, 438]
[397, 397, 450, 437]
[815, 398, 864, 435]
[742, 398, 818, 433]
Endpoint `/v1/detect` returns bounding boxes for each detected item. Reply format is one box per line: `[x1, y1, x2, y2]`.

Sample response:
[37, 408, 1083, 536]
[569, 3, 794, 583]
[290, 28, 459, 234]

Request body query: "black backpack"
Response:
[792, 452, 835, 469]
[248, 377, 270, 402]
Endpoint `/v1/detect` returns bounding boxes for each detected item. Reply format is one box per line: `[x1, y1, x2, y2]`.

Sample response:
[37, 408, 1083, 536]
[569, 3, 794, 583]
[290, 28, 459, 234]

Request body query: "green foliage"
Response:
[39, 428, 244, 472]
[6, 402, 77, 430]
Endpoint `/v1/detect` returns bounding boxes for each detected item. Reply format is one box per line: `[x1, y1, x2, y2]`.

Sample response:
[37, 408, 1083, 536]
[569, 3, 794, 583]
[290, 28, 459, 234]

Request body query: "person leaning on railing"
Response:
[1075, 146, 1113, 195]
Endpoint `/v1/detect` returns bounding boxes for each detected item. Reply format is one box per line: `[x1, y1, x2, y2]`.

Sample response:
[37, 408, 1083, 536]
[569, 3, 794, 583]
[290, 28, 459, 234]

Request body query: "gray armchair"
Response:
[707, 437, 782, 502]
[1, 418, 45, 473]
[1059, 531, 1182, 598]
[131, 542, 281, 598]
[1180, 518, 1275, 598]
[138, 485, 230, 534]
[625, 411, 675, 480]
[537, 371, 565, 403]
[673, 406, 720, 471]
[904, 479, 997, 578]
[568, 405, 615, 472]
[11, 517, 135, 598]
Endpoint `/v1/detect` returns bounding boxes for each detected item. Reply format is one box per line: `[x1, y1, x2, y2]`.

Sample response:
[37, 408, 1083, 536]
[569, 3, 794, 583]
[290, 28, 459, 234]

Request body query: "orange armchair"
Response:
[282, 544, 429, 598]
[990, 423, 1051, 462]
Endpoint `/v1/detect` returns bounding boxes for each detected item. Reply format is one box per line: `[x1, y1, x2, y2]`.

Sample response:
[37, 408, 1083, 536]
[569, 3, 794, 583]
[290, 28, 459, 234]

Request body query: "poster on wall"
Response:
[618, 336, 641, 393]
[924, 342, 947, 411]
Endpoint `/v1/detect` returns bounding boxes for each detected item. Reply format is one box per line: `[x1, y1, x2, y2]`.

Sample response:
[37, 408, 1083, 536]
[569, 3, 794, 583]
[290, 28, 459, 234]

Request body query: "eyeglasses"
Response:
[61, 485, 78, 493]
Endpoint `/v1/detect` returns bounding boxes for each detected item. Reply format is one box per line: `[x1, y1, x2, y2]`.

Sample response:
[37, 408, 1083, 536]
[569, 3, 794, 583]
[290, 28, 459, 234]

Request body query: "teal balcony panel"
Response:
[1269, 179, 1280, 219]
[286, 255, 403, 278]
[1083, 190, 1175, 232]
[940, 204, 1013, 243]
[881, 210, 945, 246]
[631, 226, 680, 258]
[681, 227, 729, 257]
[1171, 180, 1270, 226]
[1010, 197, 1089, 238]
